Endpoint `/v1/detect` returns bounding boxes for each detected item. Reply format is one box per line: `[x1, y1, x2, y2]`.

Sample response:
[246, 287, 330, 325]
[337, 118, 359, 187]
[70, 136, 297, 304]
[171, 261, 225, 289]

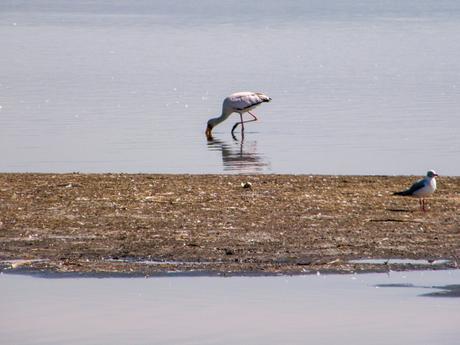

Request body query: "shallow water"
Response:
[349, 258, 451, 266]
[1, 270, 459, 345]
[1, 0, 459, 175]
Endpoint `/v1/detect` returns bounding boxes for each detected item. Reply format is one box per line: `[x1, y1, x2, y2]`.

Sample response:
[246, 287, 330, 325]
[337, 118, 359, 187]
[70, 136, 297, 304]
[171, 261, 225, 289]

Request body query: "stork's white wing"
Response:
[228, 92, 271, 111]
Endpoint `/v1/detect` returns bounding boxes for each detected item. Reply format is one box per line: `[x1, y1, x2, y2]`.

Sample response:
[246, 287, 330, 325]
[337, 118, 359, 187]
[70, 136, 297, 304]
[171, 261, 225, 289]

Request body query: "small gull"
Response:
[393, 170, 438, 211]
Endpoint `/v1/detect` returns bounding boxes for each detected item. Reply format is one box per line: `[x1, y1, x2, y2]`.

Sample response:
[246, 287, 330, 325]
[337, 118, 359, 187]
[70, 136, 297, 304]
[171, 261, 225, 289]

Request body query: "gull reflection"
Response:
[207, 137, 270, 173]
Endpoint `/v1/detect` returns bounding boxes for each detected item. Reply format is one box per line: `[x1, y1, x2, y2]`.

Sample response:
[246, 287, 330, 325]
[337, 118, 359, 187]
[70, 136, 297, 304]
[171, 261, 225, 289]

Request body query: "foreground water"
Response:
[1, 270, 459, 345]
[1, 0, 459, 175]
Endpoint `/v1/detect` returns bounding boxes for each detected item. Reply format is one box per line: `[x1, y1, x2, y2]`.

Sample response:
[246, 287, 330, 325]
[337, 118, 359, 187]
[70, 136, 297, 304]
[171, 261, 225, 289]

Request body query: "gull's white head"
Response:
[426, 170, 438, 178]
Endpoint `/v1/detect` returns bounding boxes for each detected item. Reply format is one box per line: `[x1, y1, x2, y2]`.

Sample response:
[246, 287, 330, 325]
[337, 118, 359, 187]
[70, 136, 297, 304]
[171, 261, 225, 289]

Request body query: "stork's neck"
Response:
[208, 107, 233, 128]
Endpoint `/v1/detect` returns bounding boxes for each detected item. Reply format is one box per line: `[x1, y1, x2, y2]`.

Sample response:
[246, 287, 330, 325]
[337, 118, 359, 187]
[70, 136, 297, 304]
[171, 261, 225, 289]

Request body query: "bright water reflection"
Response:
[207, 137, 270, 173]
[1, 270, 459, 345]
[1, 0, 459, 174]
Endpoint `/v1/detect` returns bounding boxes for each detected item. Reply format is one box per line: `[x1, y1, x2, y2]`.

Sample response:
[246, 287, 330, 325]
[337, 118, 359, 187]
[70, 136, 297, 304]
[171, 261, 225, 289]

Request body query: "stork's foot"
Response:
[231, 122, 245, 135]
[231, 122, 240, 134]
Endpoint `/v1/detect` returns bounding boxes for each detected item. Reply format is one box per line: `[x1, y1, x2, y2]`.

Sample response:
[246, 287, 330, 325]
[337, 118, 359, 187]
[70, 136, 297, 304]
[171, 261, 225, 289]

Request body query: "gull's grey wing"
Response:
[394, 178, 427, 196]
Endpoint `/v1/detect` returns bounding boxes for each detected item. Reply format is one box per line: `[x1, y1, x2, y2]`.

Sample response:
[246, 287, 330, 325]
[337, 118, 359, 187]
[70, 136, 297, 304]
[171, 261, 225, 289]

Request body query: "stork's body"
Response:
[205, 92, 271, 139]
[393, 170, 438, 211]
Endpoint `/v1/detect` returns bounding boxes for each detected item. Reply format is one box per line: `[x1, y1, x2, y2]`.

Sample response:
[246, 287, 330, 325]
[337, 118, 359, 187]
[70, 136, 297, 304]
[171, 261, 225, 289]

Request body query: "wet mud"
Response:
[0, 173, 459, 275]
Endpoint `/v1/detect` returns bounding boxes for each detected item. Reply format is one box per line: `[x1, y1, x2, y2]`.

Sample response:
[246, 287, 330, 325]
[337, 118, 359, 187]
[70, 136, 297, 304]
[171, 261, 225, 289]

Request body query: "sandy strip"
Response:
[0, 173, 459, 275]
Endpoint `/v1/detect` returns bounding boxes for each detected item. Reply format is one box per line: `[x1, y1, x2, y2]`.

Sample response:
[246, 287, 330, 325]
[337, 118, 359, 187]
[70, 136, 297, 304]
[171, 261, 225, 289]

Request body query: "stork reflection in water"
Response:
[206, 137, 270, 173]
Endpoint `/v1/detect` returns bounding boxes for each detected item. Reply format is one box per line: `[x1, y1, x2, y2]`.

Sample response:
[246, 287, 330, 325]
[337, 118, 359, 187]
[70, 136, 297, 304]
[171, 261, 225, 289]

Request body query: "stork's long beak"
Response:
[205, 125, 213, 140]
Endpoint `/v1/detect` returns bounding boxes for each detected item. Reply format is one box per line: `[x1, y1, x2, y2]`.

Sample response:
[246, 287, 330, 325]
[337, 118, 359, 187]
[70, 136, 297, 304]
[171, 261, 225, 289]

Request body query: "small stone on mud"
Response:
[241, 182, 252, 189]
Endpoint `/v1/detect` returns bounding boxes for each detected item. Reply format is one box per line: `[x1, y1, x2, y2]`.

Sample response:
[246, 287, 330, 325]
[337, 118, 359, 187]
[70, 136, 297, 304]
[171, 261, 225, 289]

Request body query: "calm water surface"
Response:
[1, 270, 460, 345]
[1, 0, 459, 174]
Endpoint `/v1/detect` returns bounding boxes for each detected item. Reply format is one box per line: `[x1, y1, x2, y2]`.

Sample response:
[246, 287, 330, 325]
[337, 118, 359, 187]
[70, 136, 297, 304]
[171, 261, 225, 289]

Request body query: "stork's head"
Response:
[205, 121, 214, 140]
[427, 170, 438, 178]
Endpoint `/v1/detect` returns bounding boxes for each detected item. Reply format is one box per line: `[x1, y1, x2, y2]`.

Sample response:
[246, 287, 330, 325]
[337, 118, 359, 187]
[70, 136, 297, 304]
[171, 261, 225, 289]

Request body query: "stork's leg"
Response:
[231, 112, 259, 135]
[246, 111, 258, 123]
[231, 113, 244, 135]
[231, 122, 239, 135]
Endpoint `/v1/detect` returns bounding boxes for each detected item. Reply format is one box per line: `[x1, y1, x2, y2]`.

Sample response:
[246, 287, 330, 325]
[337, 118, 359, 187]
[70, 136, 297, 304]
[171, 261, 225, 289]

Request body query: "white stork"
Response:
[205, 91, 271, 139]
